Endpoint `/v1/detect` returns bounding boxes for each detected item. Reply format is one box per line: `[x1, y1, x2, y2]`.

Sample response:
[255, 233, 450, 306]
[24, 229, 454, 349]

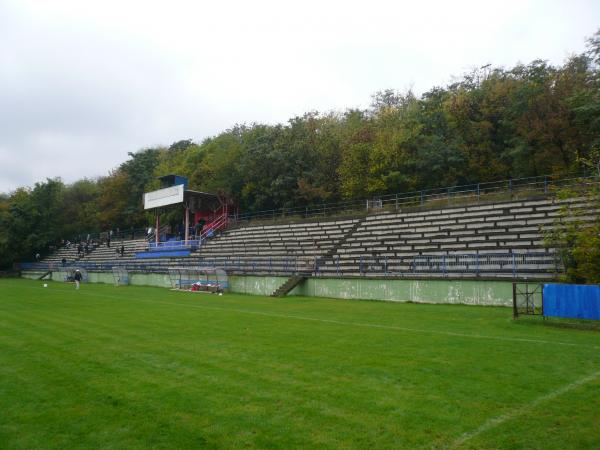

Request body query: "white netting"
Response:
[513, 282, 543, 316]
[64, 267, 88, 282]
[168, 267, 228, 293]
[112, 266, 130, 286]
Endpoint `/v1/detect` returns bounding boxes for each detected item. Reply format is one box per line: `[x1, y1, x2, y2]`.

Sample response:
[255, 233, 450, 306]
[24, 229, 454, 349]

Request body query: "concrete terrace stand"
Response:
[25, 194, 597, 308]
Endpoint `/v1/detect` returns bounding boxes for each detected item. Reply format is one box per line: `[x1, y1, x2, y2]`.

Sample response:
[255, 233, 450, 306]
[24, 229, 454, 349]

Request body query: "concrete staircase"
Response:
[270, 275, 307, 297]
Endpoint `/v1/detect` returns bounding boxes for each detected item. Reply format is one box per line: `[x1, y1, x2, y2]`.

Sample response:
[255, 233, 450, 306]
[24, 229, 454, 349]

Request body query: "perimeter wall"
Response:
[23, 270, 514, 307]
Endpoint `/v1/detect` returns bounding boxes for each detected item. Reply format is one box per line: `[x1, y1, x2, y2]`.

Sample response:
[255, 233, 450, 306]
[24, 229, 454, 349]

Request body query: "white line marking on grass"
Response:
[12, 283, 600, 351]
[56, 288, 600, 351]
[450, 369, 600, 449]
[154, 301, 600, 349]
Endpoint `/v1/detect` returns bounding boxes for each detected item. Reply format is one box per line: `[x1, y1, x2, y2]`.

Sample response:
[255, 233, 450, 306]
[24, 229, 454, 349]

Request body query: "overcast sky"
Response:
[0, 0, 598, 194]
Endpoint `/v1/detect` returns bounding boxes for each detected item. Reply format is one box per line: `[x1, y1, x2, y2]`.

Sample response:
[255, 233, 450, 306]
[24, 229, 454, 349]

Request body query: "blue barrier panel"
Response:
[543, 284, 600, 320]
[136, 250, 191, 259]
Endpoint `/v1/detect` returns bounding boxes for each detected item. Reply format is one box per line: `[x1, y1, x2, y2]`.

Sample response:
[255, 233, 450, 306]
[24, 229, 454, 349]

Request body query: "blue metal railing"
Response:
[19, 250, 560, 278]
[148, 240, 201, 250]
[409, 252, 558, 277]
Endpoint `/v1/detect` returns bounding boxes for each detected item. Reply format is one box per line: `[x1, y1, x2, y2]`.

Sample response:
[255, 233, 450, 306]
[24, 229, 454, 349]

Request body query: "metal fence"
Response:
[62, 227, 151, 246]
[19, 251, 561, 279]
[408, 252, 558, 277]
[229, 174, 599, 224]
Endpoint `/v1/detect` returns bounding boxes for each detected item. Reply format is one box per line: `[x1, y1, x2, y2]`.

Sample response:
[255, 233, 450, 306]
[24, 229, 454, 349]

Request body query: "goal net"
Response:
[112, 266, 130, 286]
[168, 267, 229, 293]
[64, 267, 88, 283]
[512, 282, 543, 318]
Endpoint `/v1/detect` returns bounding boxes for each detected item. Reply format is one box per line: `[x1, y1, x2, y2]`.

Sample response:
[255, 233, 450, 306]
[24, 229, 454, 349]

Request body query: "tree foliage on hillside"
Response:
[1, 31, 599, 269]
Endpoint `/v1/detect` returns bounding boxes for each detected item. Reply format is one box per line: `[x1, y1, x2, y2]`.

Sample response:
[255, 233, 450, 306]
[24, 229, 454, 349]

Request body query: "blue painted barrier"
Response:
[136, 250, 191, 259]
[543, 283, 600, 320]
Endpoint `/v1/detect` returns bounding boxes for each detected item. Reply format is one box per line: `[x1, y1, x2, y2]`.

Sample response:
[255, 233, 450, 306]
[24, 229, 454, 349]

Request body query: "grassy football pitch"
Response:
[1, 278, 599, 449]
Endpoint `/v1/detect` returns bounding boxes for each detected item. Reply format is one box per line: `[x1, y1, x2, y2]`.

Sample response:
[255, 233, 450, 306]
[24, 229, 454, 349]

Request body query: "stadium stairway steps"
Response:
[270, 275, 307, 297]
[38, 270, 52, 280]
[320, 217, 365, 259]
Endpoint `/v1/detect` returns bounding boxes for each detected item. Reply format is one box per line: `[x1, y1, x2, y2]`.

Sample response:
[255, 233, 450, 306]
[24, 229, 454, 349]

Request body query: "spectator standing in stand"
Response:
[120, 244, 125, 257]
[107, 232, 111, 248]
[35, 253, 40, 262]
[195, 218, 206, 238]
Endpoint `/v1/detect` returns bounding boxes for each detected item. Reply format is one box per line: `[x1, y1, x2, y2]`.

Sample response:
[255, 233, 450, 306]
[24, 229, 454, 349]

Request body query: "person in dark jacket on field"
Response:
[74, 269, 82, 290]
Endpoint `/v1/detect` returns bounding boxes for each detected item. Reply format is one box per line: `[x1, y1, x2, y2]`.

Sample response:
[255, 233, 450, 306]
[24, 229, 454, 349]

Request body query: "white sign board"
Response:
[144, 184, 185, 209]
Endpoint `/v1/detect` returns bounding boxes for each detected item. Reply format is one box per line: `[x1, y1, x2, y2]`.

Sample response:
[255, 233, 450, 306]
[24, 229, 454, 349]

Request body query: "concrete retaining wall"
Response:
[293, 277, 513, 306]
[25, 270, 513, 307]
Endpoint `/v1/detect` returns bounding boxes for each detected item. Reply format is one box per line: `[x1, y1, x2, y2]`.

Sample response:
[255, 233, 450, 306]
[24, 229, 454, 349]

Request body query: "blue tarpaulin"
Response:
[543, 284, 600, 320]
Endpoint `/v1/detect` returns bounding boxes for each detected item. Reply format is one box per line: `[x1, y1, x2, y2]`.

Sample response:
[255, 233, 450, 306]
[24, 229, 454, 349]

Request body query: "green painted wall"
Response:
[292, 277, 513, 306]
[52, 270, 171, 287]
[226, 275, 513, 307]
[21, 271, 45, 280]
[229, 275, 288, 296]
[22, 270, 513, 307]
[129, 273, 171, 287]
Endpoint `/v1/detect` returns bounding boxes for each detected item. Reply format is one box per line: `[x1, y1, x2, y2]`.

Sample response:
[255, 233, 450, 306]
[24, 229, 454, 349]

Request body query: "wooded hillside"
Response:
[1, 32, 598, 268]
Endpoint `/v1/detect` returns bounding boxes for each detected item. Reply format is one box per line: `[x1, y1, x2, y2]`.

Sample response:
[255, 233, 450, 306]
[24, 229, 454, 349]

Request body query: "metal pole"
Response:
[155, 212, 160, 245]
[512, 253, 516, 278]
[184, 206, 189, 243]
[512, 282, 518, 319]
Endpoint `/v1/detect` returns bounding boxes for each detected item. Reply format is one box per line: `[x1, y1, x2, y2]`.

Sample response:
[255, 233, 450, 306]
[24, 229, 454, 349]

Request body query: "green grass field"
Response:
[1, 278, 599, 449]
